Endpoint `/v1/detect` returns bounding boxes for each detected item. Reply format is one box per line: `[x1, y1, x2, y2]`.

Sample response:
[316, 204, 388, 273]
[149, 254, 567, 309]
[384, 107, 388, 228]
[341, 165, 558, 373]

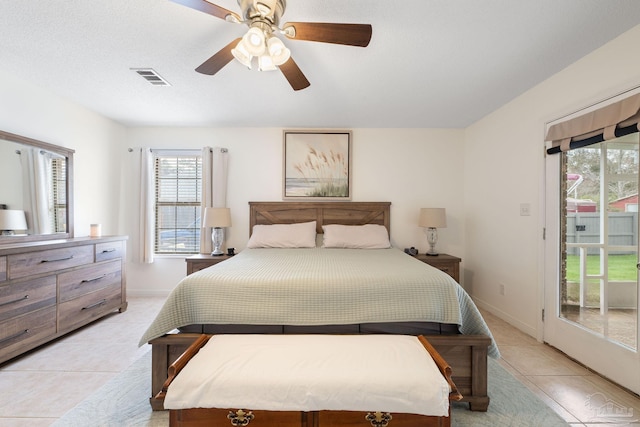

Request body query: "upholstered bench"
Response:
[158, 334, 461, 427]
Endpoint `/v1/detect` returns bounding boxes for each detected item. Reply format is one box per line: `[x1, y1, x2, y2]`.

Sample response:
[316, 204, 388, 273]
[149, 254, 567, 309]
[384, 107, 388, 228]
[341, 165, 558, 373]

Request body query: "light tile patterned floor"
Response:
[483, 309, 640, 426]
[0, 297, 639, 426]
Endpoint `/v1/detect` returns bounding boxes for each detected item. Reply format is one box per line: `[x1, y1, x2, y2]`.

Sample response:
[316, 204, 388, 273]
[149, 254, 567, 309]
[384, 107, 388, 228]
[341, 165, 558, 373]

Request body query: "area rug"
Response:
[52, 351, 568, 427]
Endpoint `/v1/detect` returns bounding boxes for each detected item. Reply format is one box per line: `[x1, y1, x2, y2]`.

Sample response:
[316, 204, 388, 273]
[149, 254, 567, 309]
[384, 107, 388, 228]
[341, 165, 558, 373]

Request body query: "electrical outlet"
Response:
[499, 284, 506, 296]
[520, 203, 531, 216]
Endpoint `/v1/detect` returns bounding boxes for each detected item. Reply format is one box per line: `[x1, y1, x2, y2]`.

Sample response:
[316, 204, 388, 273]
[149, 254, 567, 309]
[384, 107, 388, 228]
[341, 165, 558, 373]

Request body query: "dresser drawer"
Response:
[170, 409, 304, 426]
[0, 256, 6, 281]
[95, 241, 124, 262]
[0, 306, 57, 361]
[58, 281, 122, 333]
[435, 264, 455, 277]
[0, 276, 56, 323]
[415, 254, 461, 283]
[317, 411, 443, 426]
[58, 260, 121, 303]
[8, 246, 94, 279]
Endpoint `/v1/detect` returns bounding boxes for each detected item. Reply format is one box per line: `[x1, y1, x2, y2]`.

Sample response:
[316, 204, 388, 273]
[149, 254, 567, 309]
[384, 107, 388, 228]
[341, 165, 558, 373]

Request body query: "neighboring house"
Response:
[609, 194, 639, 212]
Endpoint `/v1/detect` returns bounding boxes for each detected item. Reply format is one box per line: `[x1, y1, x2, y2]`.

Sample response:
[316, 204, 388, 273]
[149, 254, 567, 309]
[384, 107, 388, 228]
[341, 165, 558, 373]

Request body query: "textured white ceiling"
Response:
[1, 1, 640, 128]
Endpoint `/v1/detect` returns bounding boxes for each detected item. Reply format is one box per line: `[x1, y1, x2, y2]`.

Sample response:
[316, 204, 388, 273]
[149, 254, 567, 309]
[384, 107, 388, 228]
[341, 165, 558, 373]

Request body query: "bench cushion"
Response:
[164, 334, 451, 416]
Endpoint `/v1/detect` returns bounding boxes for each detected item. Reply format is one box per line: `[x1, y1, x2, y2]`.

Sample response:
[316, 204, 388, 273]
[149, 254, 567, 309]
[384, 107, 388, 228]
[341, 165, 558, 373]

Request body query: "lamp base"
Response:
[425, 227, 439, 257]
[211, 227, 225, 257]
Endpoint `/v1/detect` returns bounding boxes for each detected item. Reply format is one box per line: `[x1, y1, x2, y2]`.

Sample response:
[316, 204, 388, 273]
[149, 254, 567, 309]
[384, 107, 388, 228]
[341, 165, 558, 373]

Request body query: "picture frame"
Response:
[283, 130, 352, 200]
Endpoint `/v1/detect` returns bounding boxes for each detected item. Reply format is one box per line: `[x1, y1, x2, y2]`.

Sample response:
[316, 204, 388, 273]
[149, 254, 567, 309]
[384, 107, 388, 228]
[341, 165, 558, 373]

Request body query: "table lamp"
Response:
[0, 209, 28, 235]
[203, 207, 232, 256]
[419, 208, 447, 256]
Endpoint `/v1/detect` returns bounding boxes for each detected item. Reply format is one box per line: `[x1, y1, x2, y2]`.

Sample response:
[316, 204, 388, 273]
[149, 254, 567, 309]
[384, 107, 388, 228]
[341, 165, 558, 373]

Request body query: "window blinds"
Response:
[51, 157, 66, 232]
[154, 152, 202, 254]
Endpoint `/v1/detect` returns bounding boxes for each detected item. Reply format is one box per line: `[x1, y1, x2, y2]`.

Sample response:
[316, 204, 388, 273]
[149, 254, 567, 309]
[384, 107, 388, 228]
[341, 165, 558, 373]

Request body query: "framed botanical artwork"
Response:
[283, 130, 352, 200]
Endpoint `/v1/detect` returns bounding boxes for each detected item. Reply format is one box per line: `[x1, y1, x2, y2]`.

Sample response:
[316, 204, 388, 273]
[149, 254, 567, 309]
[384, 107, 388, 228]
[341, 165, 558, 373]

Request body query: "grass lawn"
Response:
[566, 254, 638, 282]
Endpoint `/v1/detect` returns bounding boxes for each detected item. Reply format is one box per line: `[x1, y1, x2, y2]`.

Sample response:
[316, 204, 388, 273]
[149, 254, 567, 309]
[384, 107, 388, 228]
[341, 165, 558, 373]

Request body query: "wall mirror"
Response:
[0, 130, 74, 243]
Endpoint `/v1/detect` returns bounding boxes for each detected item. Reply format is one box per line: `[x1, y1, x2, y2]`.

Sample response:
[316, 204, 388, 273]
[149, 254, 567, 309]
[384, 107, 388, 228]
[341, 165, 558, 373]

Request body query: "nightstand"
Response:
[415, 253, 461, 282]
[185, 254, 232, 275]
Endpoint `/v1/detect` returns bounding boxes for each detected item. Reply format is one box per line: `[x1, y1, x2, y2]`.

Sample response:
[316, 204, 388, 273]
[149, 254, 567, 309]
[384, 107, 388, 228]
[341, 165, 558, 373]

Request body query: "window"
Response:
[154, 151, 202, 254]
[51, 157, 66, 233]
[561, 134, 638, 349]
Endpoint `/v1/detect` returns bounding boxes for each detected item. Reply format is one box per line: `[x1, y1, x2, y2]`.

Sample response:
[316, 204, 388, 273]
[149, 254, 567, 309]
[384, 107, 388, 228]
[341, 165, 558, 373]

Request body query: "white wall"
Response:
[120, 127, 465, 295]
[464, 24, 640, 338]
[0, 70, 126, 238]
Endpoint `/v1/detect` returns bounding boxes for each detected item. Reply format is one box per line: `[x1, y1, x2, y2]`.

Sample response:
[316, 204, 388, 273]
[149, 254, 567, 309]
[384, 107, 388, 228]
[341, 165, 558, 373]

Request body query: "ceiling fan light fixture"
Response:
[243, 27, 266, 56]
[267, 36, 290, 66]
[231, 40, 253, 69]
[258, 54, 277, 71]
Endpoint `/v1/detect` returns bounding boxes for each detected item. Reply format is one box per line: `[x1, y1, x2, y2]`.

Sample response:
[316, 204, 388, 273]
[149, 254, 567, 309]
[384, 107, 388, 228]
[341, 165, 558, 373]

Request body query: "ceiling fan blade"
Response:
[282, 22, 372, 47]
[170, 0, 241, 22]
[195, 38, 241, 76]
[279, 57, 310, 91]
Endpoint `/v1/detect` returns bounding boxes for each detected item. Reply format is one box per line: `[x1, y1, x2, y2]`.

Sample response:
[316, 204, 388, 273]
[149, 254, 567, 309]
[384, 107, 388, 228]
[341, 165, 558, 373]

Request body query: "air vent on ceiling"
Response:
[131, 68, 171, 86]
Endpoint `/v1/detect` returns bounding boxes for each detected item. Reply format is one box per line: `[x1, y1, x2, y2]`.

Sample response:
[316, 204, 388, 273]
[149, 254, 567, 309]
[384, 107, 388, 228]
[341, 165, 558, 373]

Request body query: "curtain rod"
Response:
[15, 149, 60, 156]
[127, 147, 228, 153]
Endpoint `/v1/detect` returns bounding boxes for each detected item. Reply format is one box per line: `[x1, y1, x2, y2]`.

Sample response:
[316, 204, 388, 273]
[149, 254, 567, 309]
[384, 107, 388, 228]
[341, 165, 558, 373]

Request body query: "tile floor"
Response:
[0, 296, 166, 427]
[0, 297, 639, 426]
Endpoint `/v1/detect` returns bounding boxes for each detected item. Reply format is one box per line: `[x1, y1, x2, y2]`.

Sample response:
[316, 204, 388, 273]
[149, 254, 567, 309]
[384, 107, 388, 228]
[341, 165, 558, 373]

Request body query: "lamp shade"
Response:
[203, 207, 232, 228]
[0, 209, 28, 231]
[231, 39, 252, 69]
[267, 36, 291, 66]
[419, 208, 447, 228]
[242, 27, 266, 56]
[258, 54, 277, 71]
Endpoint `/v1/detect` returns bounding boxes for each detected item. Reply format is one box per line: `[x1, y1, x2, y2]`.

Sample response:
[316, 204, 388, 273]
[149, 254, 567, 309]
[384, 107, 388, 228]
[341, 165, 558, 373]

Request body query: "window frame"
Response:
[153, 149, 202, 255]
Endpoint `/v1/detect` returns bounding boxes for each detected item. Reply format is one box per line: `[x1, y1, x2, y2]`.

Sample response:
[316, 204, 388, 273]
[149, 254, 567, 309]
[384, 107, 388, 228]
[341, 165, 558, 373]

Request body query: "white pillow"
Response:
[247, 221, 317, 248]
[322, 224, 391, 249]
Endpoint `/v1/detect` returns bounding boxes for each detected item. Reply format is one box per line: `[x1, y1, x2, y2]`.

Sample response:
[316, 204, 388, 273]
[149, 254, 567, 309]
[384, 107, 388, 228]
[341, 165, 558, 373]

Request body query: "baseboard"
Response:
[472, 296, 538, 339]
[127, 289, 171, 298]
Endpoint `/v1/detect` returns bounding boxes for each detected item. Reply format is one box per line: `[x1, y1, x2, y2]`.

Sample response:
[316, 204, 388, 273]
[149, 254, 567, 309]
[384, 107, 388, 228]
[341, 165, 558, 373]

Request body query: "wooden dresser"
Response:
[0, 236, 127, 364]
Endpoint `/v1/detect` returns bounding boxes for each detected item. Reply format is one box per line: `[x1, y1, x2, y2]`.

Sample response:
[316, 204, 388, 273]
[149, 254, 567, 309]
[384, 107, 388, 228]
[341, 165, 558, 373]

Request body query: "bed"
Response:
[142, 201, 499, 412]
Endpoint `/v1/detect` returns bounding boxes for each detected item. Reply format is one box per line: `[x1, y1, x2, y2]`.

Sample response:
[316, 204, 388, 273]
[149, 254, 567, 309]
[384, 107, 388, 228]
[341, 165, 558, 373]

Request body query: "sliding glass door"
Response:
[544, 133, 640, 394]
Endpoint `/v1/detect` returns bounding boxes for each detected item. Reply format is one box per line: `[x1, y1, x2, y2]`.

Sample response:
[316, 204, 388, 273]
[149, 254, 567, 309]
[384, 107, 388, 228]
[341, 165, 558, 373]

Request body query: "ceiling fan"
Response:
[171, 0, 373, 90]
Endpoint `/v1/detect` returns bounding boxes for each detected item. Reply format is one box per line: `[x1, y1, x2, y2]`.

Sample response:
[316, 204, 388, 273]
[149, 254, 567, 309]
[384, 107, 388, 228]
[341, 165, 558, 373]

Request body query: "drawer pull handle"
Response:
[101, 248, 116, 253]
[0, 329, 29, 344]
[81, 299, 107, 311]
[365, 412, 392, 427]
[81, 274, 107, 283]
[0, 294, 29, 307]
[41, 255, 74, 263]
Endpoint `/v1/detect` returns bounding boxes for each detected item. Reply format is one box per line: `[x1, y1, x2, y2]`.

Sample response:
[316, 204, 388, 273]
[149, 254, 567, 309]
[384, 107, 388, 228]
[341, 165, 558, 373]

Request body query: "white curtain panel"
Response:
[200, 147, 229, 254]
[133, 147, 155, 264]
[20, 147, 52, 235]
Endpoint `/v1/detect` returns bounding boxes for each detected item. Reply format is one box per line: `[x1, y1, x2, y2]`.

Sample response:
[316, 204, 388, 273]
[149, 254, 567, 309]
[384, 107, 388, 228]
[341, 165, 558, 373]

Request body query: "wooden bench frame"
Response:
[157, 334, 463, 427]
[149, 333, 491, 412]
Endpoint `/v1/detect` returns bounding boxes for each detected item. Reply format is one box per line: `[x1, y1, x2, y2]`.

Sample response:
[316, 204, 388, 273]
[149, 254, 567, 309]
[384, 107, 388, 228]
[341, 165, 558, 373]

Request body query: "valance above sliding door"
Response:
[546, 92, 640, 154]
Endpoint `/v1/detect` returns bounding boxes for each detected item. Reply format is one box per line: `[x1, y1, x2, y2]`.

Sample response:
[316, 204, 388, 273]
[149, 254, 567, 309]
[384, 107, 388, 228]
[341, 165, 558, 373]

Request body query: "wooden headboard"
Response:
[249, 202, 391, 235]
